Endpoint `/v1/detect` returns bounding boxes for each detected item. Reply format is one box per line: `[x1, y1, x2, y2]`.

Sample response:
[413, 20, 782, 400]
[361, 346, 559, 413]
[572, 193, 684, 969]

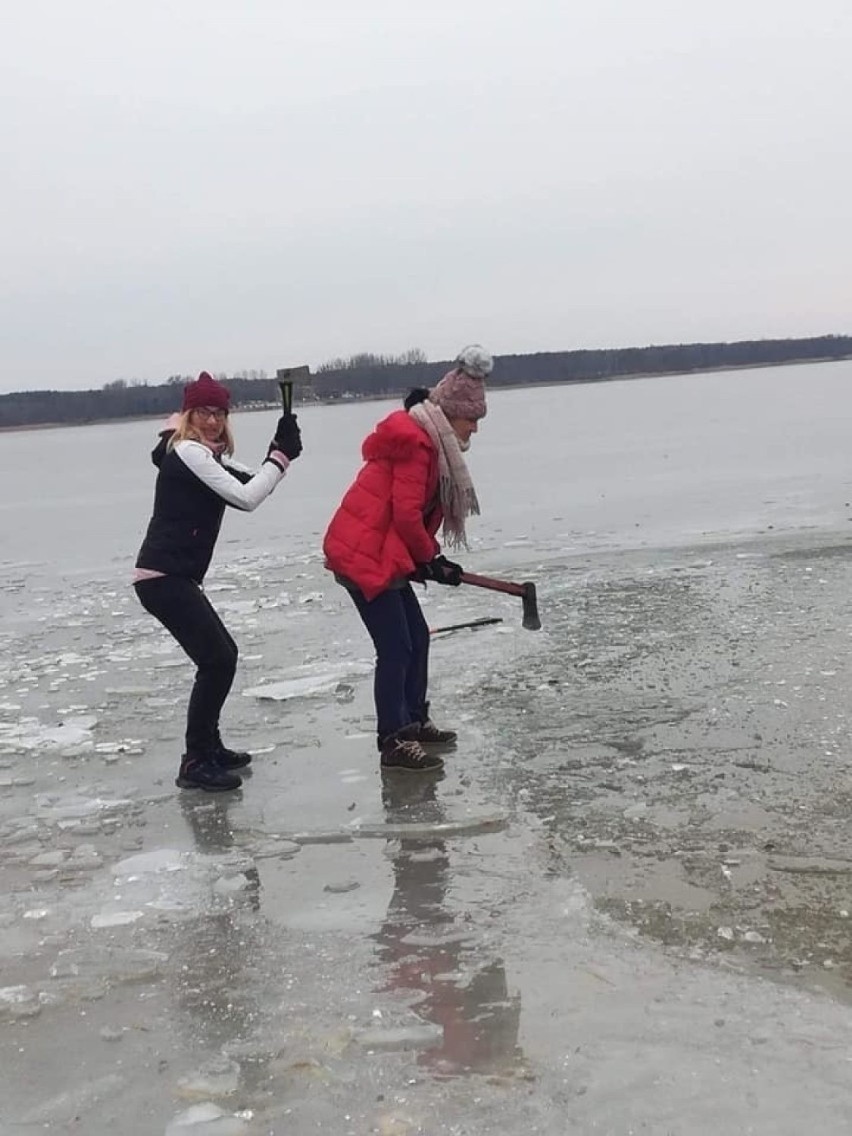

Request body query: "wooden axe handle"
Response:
[459, 572, 541, 630]
[459, 571, 525, 597]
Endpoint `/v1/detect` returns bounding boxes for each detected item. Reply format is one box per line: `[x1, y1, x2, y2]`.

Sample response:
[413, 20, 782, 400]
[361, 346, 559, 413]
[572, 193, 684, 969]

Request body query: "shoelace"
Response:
[397, 740, 427, 762]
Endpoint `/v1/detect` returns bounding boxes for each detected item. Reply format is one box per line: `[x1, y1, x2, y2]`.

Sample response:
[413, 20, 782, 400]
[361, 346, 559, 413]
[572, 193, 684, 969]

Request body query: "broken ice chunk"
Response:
[176, 1058, 241, 1100]
[165, 1102, 249, 1135]
[0, 984, 42, 1019]
[91, 911, 144, 929]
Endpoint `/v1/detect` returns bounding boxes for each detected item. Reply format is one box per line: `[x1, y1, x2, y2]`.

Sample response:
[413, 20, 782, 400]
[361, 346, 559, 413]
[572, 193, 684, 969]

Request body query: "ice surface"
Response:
[6, 377, 852, 1133]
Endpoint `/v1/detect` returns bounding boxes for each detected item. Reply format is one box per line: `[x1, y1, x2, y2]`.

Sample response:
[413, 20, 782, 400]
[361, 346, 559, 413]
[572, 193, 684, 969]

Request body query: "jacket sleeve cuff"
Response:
[264, 451, 290, 473]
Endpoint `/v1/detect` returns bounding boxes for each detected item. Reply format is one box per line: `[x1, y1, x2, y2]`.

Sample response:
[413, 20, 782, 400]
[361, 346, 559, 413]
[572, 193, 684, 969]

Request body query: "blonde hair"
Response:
[167, 409, 235, 456]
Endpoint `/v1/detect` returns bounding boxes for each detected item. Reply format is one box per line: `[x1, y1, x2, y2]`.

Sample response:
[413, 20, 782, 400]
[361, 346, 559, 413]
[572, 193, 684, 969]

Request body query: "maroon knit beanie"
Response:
[182, 372, 231, 413]
[429, 368, 487, 421]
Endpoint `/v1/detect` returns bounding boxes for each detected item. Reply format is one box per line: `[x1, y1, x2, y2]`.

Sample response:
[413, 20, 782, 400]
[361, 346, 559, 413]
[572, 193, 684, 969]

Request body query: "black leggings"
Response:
[134, 576, 238, 756]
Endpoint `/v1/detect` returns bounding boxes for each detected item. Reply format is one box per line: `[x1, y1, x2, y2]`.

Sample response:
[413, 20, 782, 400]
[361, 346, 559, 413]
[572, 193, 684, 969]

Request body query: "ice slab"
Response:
[354, 1022, 444, 1051]
[95, 739, 145, 755]
[29, 849, 68, 867]
[19, 1074, 125, 1124]
[35, 793, 134, 824]
[347, 813, 509, 840]
[50, 946, 170, 984]
[165, 1103, 249, 1135]
[0, 984, 41, 1020]
[114, 848, 186, 877]
[243, 661, 371, 702]
[91, 910, 145, 928]
[176, 1058, 241, 1100]
[0, 714, 97, 755]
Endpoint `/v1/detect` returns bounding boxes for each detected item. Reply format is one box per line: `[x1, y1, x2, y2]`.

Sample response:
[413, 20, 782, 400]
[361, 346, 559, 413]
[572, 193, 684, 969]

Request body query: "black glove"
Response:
[268, 412, 302, 461]
[426, 554, 463, 586]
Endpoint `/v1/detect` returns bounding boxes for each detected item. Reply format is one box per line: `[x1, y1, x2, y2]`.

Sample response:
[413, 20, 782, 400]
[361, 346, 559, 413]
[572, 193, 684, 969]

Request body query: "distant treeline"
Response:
[2, 335, 850, 429]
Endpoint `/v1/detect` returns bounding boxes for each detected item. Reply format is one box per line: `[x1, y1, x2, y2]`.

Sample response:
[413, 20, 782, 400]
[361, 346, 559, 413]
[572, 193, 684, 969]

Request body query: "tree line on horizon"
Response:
[1, 335, 850, 429]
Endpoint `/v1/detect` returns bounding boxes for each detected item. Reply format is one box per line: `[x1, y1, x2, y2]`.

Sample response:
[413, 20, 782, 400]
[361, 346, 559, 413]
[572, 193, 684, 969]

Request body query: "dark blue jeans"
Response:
[348, 583, 430, 747]
[134, 576, 238, 756]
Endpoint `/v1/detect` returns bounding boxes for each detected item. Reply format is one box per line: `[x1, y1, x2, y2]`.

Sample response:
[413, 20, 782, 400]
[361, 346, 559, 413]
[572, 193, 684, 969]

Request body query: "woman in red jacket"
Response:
[323, 346, 491, 773]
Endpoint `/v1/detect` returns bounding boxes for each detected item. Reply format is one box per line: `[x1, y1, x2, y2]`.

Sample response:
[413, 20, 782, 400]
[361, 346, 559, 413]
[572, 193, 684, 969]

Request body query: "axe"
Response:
[459, 572, 541, 630]
[276, 365, 310, 413]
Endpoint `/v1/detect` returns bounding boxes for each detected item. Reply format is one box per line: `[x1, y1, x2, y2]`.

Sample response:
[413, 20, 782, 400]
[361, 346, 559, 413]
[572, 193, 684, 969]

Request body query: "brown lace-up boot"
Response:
[418, 702, 457, 748]
[380, 725, 444, 773]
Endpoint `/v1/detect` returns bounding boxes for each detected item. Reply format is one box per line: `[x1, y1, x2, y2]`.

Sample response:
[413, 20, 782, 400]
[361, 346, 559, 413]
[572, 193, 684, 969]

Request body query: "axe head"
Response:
[276, 365, 310, 412]
[521, 582, 541, 631]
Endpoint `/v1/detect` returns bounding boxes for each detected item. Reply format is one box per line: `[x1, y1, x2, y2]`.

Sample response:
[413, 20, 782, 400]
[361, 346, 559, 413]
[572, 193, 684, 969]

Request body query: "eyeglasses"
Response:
[194, 407, 228, 421]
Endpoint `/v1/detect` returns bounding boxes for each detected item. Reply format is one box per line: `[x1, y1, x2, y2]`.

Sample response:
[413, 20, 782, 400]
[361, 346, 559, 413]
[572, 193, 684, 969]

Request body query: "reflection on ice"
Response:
[354, 1021, 444, 1051]
[371, 777, 525, 1078]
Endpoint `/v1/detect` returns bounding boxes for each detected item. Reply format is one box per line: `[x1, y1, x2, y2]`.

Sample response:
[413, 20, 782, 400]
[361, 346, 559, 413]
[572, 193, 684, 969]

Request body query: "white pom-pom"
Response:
[455, 344, 493, 378]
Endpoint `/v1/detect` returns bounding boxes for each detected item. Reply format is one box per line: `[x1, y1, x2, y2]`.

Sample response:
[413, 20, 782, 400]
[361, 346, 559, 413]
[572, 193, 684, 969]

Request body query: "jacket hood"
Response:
[362, 409, 432, 462]
[151, 434, 170, 469]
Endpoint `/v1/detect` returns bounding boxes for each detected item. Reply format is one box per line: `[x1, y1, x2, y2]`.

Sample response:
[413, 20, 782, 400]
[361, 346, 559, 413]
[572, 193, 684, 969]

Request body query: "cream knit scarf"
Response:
[409, 401, 480, 549]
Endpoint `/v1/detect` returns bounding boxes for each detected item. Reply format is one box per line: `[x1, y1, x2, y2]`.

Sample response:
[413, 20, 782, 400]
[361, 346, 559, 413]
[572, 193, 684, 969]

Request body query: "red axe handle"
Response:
[459, 571, 525, 597]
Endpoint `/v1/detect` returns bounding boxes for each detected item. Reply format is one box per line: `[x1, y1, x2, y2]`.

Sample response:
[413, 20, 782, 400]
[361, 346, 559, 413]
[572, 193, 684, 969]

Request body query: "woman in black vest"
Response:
[134, 372, 302, 791]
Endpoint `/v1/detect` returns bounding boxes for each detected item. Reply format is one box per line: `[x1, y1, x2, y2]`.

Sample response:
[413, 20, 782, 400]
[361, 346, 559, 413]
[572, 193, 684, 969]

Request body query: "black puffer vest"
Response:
[136, 436, 228, 584]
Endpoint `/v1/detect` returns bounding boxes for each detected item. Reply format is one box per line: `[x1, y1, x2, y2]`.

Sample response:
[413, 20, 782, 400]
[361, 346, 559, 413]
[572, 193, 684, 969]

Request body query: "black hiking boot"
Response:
[212, 744, 253, 770]
[212, 732, 253, 770]
[175, 755, 242, 792]
[380, 726, 444, 774]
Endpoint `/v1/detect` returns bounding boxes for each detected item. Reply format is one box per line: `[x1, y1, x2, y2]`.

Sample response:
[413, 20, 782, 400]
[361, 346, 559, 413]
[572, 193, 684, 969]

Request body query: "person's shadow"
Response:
[373, 772, 524, 1077]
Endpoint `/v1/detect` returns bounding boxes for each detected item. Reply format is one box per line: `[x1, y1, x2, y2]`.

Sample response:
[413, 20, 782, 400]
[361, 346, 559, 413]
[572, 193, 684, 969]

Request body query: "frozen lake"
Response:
[3, 361, 852, 1134]
[2, 358, 852, 585]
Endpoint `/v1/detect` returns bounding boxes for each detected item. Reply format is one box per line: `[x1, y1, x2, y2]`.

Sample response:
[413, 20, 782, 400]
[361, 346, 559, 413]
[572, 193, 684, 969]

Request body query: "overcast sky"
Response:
[2, 0, 850, 393]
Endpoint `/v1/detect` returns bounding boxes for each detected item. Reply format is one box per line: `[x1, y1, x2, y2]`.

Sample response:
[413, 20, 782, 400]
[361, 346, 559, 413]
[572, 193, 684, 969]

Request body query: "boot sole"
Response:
[175, 777, 242, 792]
[380, 760, 445, 774]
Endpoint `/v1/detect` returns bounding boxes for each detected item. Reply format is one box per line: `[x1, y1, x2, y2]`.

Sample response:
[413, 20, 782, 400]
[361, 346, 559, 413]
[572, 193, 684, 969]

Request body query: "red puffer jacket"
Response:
[323, 409, 442, 600]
